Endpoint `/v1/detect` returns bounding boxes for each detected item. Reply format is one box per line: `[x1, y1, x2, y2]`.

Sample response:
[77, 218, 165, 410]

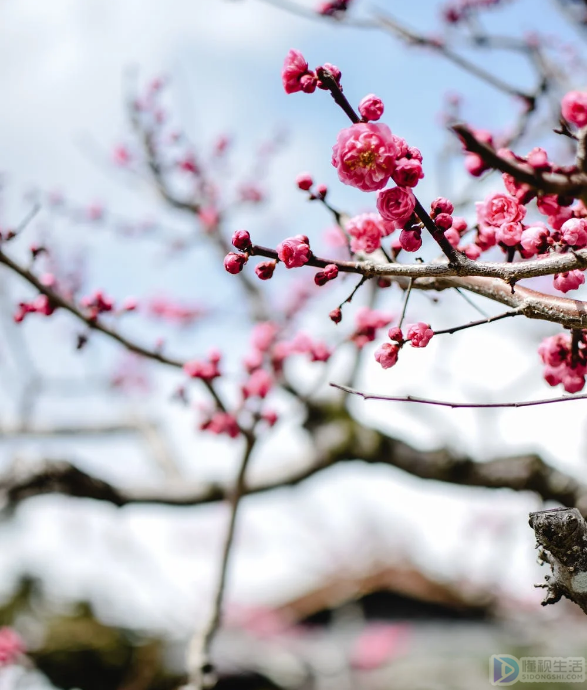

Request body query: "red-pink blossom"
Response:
[262, 410, 279, 427]
[553, 269, 585, 293]
[520, 224, 549, 257]
[476, 225, 497, 251]
[476, 192, 526, 227]
[232, 229, 251, 251]
[347, 213, 385, 254]
[406, 322, 434, 348]
[317, 0, 351, 16]
[462, 243, 482, 260]
[314, 263, 339, 285]
[243, 369, 273, 399]
[332, 122, 397, 192]
[353, 307, 393, 348]
[431, 197, 454, 216]
[255, 261, 276, 280]
[276, 235, 311, 268]
[329, 308, 342, 324]
[0, 627, 24, 667]
[350, 623, 409, 670]
[282, 49, 317, 94]
[388, 327, 404, 343]
[561, 90, 587, 128]
[201, 412, 240, 438]
[465, 153, 488, 177]
[184, 356, 221, 381]
[526, 147, 550, 170]
[561, 218, 587, 248]
[399, 228, 422, 252]
[496, 221, 523, 247]
[435, 213, 453, 230]
[377, 187, 416, 223]
[538, 334, 570, 368]
[358, 94, 385, 121]
[391, 158, 424, 188]
[296, 172, 313, 190]
[224, 252, 248, 274]
[374, 342, 399, 369]
[252, 322, 279, 351]
[444, 228, 460, 247]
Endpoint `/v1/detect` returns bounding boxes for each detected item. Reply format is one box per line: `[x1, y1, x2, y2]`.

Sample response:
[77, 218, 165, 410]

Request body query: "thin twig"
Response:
[433, 308, 523, 336]
[188, 434, 256, 690]
[330, 383, 587, 409]
[398, 278, 413, 330]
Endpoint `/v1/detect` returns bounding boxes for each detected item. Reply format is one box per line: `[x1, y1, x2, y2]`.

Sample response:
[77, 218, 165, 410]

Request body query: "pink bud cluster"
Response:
[80, 290, 114, 320]
[14, 294, 56, 323]
[147, 297, 205, 327]
[561, 90, 587, 129]
[282, 49, 319, 94]
[317, 0, 352, 16]
[0, 627, 24, 667]
[539, 332, 587, 393]
[441, 0, 509, 24]
[184, 349, 221, 382]
[351, 307, 393, 349]
[374, 323, 434, 370]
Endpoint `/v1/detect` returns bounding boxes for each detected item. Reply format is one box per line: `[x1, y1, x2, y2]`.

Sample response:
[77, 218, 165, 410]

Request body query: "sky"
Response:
[0, 0, 585, 647]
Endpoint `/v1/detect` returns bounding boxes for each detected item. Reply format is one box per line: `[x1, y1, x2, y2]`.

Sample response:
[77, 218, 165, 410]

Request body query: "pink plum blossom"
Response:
[276, 235, 311, 268]
[332, 122, 397, 192]
[496, 221, 523, 247]
[553, 270, 585, 293]
[0, 628, 24, 667]
[561, 90, 587, 128]
[374, 342, 399, 369]
[282, 49, 317, 94]
[377, 187, 416, 223]
[358, 94, 385, 121]
[476, 192, 526, 227]
[347, 213, 385, 254]
[406, 322, 434, 348]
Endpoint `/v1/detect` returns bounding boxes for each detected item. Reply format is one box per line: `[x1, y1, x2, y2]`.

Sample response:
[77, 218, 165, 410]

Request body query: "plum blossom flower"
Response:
[496, 221, 523, 247]
[377, 187, 416, 223]
[399, 228, 422, 252]
[243, 369, 273, 399]
[553, 270, 585, 293]
[296, 172, 313, 190]
[406, 322, 434, 348]
[374, 342, 399, 369]
[282, 49, 317, 94]
[347, 213, 385, 253]
[520, 224, 549, 257]
[561, 218, 587, 249]
[224, 252, 247, 274]
[358, 94, 384, 121]
[332, 123, 397, 192]
[255, 261, 276, 280]
[476, 192, 526, 227]
[561, 90, 587, 128]
[276, 235, 311, 268]
[391, 158, 424, 188]
[538, 334, 570, 368]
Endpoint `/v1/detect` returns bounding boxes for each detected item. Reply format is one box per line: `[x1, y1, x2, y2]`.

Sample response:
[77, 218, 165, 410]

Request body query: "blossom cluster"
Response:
[539, 332, 587, 394]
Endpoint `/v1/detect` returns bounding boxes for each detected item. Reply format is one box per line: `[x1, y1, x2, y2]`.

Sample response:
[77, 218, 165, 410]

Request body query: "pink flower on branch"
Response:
[553, 270, 585, 294]
[282, 49, 317, 94]
[276, 235, 311, 268]
[561, 90, 587, 128]
[374, 342, 399, 369]
[332, 123, 397, 192]
[406, 322, 434, 348]
[347, 213, 385, 254]
[377, 186, 416, 224]
[358, 94, 384, 122]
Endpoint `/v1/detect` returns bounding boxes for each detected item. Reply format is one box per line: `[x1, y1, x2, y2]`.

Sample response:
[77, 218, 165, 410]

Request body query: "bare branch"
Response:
[331, 382, 587, 409]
